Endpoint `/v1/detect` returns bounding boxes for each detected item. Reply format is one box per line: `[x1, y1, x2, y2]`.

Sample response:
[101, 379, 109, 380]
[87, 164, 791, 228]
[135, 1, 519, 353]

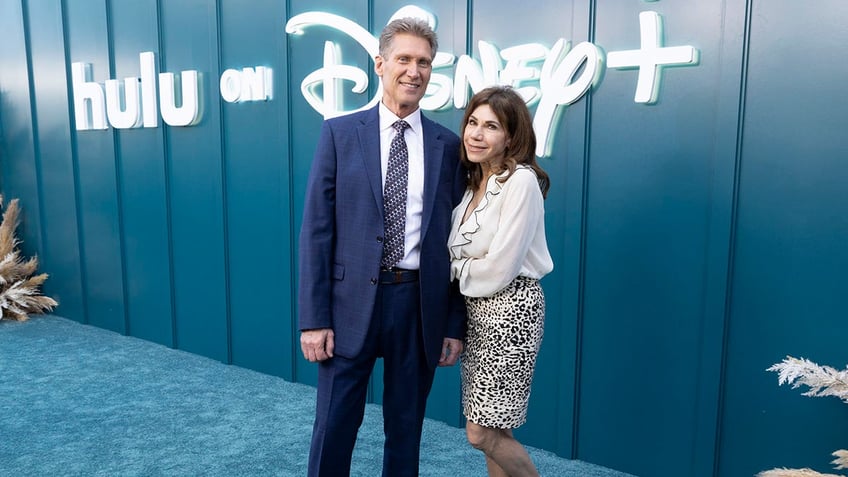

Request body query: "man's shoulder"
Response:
[325, 107, 375, 128]
[421, 114, 460, 143]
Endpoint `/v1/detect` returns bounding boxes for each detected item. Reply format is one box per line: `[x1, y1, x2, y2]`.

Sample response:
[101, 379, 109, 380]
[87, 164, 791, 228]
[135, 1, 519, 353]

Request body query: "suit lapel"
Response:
[420, 115, 445, 238]
[356, 107, 384, 211]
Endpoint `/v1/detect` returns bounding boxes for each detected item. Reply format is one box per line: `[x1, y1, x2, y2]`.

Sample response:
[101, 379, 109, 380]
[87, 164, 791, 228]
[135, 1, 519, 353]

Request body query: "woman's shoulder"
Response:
[505, 165, 539, 186]
[496, 165, 544, 206]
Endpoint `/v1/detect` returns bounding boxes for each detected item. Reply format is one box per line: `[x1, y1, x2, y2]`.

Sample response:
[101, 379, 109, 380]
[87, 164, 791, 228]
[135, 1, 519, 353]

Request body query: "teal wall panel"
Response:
[159, 0, 228, 362]
[576, 2, 736, 476]
[3, 1, 848, 476]
[0, 0, 43, 256]
[719, 1, 848, 475]
[287, 0, 372, 388]
[464, 0, 591, 455]
[219, 0, 294, 378]
[24, 0, 86, 320]
[692, 0, 749, 474]
[107, 0, 174, 347]
[64, 0, 127, 334]
[547, 0, 595, 459]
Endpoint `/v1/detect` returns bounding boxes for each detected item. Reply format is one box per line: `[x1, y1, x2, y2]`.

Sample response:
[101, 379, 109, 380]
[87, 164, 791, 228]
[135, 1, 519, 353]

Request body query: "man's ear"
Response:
[374, 55, 384, 76]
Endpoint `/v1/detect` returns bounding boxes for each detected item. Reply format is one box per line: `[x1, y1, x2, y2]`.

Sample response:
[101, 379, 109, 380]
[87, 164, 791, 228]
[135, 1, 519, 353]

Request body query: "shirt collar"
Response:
[379, 102, 422, 136]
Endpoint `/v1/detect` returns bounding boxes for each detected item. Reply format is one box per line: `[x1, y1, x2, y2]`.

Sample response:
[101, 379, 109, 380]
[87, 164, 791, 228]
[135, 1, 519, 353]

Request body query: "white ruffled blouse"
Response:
[448, 165, 554, 298]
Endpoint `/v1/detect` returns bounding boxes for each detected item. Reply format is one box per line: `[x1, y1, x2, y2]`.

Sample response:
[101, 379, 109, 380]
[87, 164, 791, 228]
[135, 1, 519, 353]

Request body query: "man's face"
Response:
[374, 33, 433, 117]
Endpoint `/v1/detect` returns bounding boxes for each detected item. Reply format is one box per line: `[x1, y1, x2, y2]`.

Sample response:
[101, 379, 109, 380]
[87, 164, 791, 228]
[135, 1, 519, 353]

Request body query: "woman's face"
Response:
[463, 104, 509, 171]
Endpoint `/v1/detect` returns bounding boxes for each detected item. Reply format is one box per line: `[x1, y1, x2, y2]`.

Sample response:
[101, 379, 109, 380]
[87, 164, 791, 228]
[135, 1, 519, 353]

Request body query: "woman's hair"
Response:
[378, 17, 438, 59]
[460, 86, 550, 198]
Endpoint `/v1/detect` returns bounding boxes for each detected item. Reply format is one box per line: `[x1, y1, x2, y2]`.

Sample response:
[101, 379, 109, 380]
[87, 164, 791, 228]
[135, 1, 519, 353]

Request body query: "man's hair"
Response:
[378, 17, 438, 59]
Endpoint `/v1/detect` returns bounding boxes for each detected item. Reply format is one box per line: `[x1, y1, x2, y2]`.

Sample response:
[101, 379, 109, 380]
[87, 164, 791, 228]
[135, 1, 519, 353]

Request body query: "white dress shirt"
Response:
[448, 165, 553, 297]
[379, 102, 424, 270]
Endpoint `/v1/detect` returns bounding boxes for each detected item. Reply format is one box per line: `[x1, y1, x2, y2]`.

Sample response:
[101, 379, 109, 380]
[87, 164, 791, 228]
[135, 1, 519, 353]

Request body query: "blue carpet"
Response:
[0, 316, 635, 476]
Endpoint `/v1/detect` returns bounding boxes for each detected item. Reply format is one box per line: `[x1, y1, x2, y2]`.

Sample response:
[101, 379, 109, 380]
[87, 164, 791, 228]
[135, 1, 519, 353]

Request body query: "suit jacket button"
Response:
[376, 236, 383, 242]
[370, 278, 377, 285]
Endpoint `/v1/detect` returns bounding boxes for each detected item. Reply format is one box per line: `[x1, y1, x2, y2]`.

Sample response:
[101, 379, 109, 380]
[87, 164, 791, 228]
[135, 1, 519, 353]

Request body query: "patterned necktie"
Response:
[381, 120, 410, 269]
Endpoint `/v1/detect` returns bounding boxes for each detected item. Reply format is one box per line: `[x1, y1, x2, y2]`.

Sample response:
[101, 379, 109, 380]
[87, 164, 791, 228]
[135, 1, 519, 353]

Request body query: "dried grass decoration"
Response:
[0, 196, 57, 321]
[757, 357, 848, 477]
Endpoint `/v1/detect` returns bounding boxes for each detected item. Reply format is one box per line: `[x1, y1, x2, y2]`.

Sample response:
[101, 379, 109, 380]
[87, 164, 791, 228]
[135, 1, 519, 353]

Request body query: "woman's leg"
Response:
[466, 421, 539, 477]
[485, 455, 508, 477]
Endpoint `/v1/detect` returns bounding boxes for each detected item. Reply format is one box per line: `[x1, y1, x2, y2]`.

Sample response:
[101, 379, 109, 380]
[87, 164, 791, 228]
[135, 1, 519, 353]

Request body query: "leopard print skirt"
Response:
[461, 276, 545, 429]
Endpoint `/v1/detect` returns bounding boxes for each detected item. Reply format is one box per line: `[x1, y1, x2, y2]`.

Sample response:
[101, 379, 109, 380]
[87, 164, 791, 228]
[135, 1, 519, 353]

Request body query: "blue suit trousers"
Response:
[308, 279, 436, 477]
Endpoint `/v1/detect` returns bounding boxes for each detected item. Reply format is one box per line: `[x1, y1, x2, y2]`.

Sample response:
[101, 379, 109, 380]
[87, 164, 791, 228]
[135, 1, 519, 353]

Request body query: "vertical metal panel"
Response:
[287, 0, 372, 386]
[577, 2, 732, 475]
[158, 0, 228, 361]
[464, 0, 590, 453]
[219, 0, 294, 378]
[108, 0, 174, 347]
[24, 0, 86, 320]
[719, 0, 848, 475]
[64, 0, 127, 334]
[695, 0, 749, 475]
[550, 0, 593, 459]
[0, 0, 43, 257]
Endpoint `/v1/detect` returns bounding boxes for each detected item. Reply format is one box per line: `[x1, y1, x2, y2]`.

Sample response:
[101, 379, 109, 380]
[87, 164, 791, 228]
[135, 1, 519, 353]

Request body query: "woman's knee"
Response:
[465, 421, 496, 451]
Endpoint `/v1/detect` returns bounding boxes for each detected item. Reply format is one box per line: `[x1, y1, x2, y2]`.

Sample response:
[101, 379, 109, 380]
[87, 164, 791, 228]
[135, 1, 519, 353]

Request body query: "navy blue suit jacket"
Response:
[298, 105, 467, 368]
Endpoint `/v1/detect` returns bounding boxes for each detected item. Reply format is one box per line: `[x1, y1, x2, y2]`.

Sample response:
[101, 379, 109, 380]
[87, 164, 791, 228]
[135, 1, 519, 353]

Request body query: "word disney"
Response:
[71, 5, 698, 157]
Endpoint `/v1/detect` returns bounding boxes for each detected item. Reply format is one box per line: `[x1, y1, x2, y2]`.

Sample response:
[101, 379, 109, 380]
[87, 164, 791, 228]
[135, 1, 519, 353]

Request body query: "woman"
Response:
[448, 85, 553, 476]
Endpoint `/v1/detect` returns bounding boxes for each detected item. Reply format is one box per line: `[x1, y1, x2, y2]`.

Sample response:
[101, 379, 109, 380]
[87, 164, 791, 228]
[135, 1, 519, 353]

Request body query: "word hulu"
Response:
[71, 51, 272, 131]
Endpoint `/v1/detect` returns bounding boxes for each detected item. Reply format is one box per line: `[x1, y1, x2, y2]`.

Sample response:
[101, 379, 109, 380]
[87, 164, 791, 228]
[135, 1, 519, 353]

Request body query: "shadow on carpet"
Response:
[0, 316, 635, 477]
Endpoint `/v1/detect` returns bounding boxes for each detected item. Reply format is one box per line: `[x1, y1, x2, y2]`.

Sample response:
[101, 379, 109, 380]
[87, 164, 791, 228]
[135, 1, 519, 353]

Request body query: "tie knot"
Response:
[393, 120, 410, 133]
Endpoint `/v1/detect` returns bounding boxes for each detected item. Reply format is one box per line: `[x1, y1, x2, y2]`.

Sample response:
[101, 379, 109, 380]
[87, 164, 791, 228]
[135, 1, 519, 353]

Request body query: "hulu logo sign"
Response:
[71, 51, 272, 130]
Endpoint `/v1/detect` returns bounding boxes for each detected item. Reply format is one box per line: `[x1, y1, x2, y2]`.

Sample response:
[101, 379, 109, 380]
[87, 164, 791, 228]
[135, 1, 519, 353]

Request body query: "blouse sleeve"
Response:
[456, 170, 544, 297]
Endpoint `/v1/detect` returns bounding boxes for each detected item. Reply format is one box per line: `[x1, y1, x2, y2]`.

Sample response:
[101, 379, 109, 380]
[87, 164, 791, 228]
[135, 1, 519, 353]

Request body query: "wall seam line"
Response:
[59, 0, 91, 325]
[711, 0, 753, 475]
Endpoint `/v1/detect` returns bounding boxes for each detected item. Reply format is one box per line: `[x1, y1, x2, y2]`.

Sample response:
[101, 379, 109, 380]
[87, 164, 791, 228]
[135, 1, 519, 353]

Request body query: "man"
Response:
[298, 17, 467, 477]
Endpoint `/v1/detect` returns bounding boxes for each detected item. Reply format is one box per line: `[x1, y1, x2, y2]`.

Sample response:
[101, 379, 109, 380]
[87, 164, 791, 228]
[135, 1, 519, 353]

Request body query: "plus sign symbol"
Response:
[606, 11, 700, 103]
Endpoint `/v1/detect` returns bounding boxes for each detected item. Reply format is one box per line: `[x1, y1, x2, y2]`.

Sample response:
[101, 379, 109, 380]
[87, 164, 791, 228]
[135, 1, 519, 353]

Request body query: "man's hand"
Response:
[438, 337, 463, 367]
[301, 328, 335, 362]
